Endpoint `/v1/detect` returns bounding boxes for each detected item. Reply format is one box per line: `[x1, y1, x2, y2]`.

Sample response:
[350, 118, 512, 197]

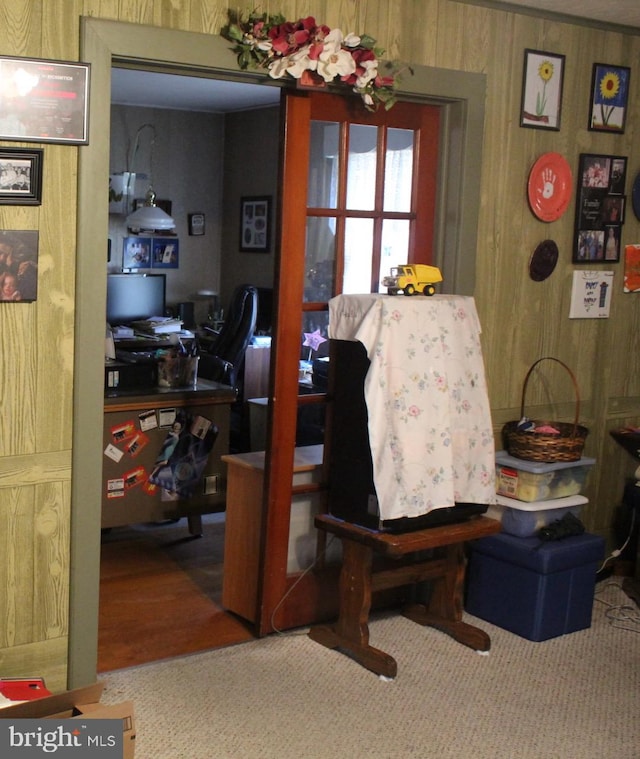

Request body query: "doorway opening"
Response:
[99, 68, 280, 672]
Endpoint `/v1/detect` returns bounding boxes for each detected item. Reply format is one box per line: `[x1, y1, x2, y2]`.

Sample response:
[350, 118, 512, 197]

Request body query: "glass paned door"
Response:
[258, 91, 441, 635]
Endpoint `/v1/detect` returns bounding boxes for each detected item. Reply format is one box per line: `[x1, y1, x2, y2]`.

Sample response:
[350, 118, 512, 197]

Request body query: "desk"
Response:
[308, 513, 501, 678]
[243, 343, 271, 400]
[102, 379, 235, 534]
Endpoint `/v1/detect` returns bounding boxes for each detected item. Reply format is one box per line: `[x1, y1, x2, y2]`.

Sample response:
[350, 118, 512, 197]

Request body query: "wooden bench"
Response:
[308, 513, 501, 678]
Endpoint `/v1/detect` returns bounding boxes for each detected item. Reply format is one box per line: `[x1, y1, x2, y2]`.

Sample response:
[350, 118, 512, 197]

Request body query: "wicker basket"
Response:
[502, 357, 588, 463]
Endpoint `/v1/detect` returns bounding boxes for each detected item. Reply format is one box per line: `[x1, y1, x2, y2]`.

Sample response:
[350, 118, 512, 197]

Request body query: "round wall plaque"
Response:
[529, 239, 559, 281]
[527, 153, 572, 222]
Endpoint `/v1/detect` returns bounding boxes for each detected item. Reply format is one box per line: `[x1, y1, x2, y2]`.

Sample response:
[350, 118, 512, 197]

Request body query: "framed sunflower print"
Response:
[520, 49, 565, 130]
[589, 64, 630, 134]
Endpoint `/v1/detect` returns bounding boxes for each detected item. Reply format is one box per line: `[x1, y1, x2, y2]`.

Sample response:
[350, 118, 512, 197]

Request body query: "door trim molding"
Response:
[72, 17, 485, 686]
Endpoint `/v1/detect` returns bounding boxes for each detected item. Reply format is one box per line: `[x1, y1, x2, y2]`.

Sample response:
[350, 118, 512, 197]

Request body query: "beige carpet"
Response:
[100, 581, 639, 759]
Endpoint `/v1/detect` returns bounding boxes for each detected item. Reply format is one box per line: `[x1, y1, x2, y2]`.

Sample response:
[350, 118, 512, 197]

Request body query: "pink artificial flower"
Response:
[341, 47, 377, 85]
[299, 16, 318, 31]
[268, 16, 328, 56]
[269, 21, 310, 55]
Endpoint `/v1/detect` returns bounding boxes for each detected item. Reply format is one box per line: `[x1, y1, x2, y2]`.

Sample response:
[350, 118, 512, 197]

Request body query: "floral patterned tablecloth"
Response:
[329, 294, 496, 521]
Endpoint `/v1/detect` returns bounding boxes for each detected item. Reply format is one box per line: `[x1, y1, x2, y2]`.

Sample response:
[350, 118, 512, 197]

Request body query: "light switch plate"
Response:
[203, 474, 220, 495]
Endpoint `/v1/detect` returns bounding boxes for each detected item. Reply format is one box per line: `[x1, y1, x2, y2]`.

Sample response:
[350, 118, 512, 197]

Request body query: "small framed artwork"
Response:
[0, 229, 39, 301]
[0, 148, 43, 205]
[624, 245, 640, 292]
[569, 270, 614, 319]
[240, 195, 271, 252]
[0, 56, 90, 144]
[573, 153, 627, 263]
[589, 64, 630, 133]
[151, 237, 179, 269]
[123, 236, 151, 269]
[520, 49, 565, 130]
[188, 213, 205, 236]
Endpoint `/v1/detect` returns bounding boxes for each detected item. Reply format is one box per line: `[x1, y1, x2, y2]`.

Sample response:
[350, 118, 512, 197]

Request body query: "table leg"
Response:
[402, 543, 491, 651]
[308, 538, 398, 678]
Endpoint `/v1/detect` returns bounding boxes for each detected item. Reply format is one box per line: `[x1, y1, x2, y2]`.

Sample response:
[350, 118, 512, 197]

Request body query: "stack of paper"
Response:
[130, 317, 183, 335]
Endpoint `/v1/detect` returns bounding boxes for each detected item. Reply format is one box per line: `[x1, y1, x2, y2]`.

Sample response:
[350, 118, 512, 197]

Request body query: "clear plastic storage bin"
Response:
[495, 450, 595, 502]
[497, 493, 588, 537]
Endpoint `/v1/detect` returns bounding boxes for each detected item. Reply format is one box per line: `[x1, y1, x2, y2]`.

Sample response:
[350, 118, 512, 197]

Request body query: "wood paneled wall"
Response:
[0, 0, 638, 688]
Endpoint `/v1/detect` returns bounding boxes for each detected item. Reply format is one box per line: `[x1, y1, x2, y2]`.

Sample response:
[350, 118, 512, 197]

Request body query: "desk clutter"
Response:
[465, 448, 604, 641]
[106, 332, 200, 391]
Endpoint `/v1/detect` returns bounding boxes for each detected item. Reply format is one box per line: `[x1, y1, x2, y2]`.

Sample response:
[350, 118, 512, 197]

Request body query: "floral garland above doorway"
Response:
[223, 12, 404, 111]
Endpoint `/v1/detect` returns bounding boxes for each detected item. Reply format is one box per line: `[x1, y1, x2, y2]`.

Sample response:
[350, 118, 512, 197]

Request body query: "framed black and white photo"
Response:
[0, 56, 90, 144]
[0, 148, 43, 205]
[240, 196, 271, 252]
[520, 49, 565, 131]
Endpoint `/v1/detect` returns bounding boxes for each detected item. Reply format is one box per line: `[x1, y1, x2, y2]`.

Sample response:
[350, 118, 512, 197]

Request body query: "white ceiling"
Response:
[495, 0, 640, 30]
[111, 2, 639, 112]
[111, 68, 281, 113]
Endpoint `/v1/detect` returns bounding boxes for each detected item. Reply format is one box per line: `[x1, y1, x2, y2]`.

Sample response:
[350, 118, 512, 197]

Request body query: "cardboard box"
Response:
[0, 682, 135, 758]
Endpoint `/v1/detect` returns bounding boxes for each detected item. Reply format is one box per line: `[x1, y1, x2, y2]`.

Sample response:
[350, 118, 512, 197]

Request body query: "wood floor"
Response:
[98, 514, 255, 673]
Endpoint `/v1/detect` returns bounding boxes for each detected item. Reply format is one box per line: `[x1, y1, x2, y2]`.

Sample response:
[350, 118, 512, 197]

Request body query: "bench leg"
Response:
[308, 538, 398, 678]
[402, 543, 491, 651]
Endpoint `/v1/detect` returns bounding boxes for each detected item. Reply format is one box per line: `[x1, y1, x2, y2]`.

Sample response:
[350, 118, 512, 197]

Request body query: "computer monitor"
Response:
[106, 273, 166, 325]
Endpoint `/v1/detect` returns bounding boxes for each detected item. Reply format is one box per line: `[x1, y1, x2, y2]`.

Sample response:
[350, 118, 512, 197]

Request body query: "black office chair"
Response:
[198, 284, 258, 391]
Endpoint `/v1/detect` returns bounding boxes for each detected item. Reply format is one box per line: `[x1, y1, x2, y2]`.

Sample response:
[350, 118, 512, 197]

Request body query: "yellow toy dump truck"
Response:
[382, 264, 443, 296]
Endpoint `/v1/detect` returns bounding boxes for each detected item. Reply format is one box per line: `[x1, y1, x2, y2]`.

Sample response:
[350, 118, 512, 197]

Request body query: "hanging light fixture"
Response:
[125, 123, 175, 232]
[126, 186, 175, 231]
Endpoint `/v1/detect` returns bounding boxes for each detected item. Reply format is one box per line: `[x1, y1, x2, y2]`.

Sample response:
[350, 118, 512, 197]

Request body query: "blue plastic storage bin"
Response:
[465, 532, 605, 641]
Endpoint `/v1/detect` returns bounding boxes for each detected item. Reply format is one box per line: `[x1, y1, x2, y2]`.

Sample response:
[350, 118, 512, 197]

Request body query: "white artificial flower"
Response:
[316, 29, 356, 82]
[355, 59, 378, 88]
[256, 39, 273, 52]
[343, 33, 361, 48]
[268, 46, 315, 80]
[359, 90, 375, 106]
[323, 28, 346, 47]
[268, 56, 291, 79]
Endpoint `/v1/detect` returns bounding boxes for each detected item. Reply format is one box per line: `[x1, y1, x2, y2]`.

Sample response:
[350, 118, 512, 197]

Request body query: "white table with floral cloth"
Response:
[328, 293, 496, 522]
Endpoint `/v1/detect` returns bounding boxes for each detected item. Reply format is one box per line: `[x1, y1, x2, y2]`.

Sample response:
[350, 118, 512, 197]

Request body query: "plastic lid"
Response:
[495, 450, 595, 473]
[496, 493, 588, 512]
